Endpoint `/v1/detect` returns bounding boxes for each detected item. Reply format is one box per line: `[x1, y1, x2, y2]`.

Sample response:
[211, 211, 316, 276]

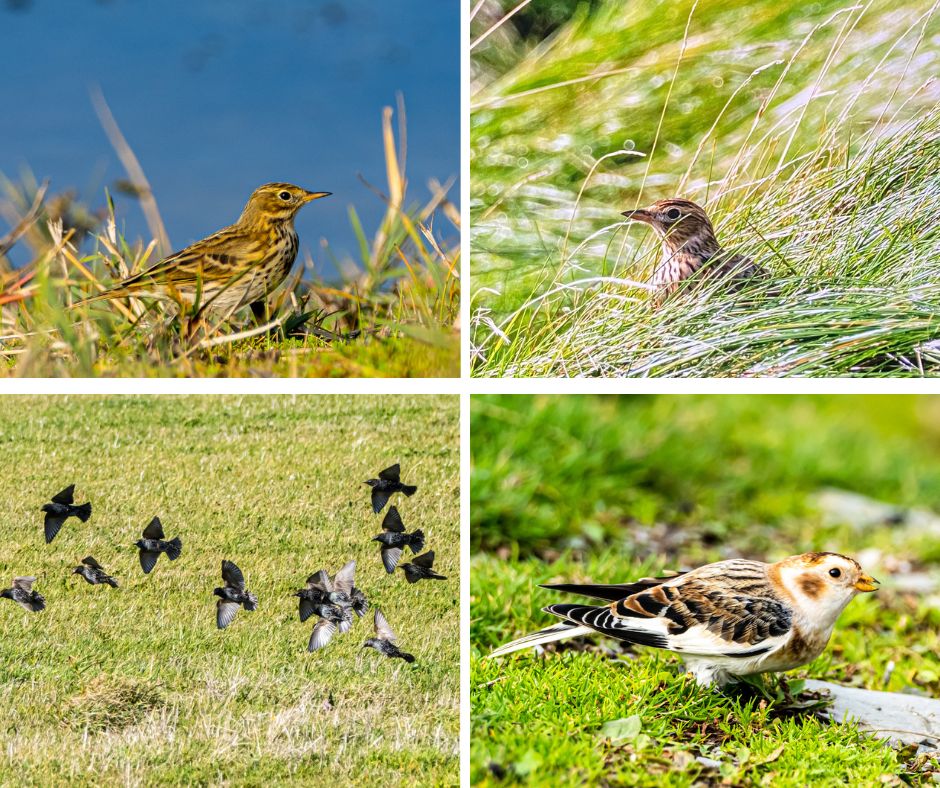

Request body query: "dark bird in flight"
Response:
[213, 560, 258, 629]
[372, 506, 425, 573]
[365, 463, 417, 514]
[363, 609, 415, 663]
[295, 561, 368, 621]
[303, 601, 353, 652]
[400, 551, 447, 584]
[0, 576, 45, 612]
[72, 556, 119, 587]
[41, 484, 92, 543]
[134, 517, 182, 574]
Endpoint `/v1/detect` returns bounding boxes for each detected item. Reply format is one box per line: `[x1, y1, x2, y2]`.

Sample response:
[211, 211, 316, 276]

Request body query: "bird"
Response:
[0, 576, 45, 612]
[622, 198, 766, 306]
[134, 517, 182, 574]
[295, 561, 368, 621]
[74, 183, 331, 317]
[363, 609, 415, 663]
[303, 600, 353, 652]
[365, 463, 417, 514]
[372, 506, 425, 573]
[72, 556, 119, 587]
[400, 550, 447, 584]
[41, 484, 92, 543]
[488, 552, 879, 687]
[213, 560, 258, 629]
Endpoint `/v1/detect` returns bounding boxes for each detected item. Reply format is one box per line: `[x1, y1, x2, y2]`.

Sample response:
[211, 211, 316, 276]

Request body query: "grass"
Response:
[0, 395, 459, 785]
[470, 0, 940, 377]
[0, 102, 460, 377]
[470, 394, 940, 784]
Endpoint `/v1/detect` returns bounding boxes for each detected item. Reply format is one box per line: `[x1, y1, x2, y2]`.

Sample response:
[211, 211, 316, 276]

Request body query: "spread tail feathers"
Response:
[488, 622, 595, 659]
[75, 502, 92, 522]
[402, 484, 417, 496]
[166, 537, 183, 560]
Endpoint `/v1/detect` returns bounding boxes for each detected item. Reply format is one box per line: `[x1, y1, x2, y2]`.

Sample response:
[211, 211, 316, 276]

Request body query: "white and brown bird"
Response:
[489, 552, 878, 687]
[623, 198, 766, 306]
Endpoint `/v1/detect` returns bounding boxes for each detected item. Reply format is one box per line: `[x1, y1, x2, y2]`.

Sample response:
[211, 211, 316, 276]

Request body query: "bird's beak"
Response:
[622, 208, 654, 225]
[303, 191, 332, 203]
[854, 573, 879, 592]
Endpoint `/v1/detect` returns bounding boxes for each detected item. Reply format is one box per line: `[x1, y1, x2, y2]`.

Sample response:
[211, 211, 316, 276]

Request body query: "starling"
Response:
[400, 550, 447, 584]
[365, 463, 417, 514]
[41, 484, 92, 543]
[213, 560, 258, 629]
[304, 601, 353, 652]
[134, 517, 182, 574]
[0, 576, 45, 612]
[295, 561, 368, 621]
[72, 556, 119, 587]
[372, 506, 425, 573]
[363, 609, 415, 663]
[622, 198, 766, 306]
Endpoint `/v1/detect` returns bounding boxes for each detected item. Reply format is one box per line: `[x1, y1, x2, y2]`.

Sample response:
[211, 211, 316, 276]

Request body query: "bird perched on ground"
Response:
[74, 183, 331, 317]
[489, 552, 878, 687]
[134, 517, 182, 574]
[372, 506, 425, 573]
[400, 551, 447, 584]
[41, 484, 92, 543]
[295, 561, 368, 620]
[622, 198, 766, 307]
[72, 556, 118, 588]
[363, 609, 416, 663]
[365, 463, 418, 514]
[213, 560, 258, 629]
[0, 576, 45, 612]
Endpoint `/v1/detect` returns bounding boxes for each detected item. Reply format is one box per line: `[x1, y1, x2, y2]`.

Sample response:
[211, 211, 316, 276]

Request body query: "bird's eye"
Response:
[829, 568, 842, 578]
[278, 191, 292, 201]
[665, 207, 682, 221]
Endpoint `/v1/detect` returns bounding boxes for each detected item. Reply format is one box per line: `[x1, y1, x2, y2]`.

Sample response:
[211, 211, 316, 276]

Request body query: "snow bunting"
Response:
[489, 552, 878, 686]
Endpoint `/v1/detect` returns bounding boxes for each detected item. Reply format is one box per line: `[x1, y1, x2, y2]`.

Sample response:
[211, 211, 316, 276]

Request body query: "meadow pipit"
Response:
[622, 198, 766, 306]
[77, 182, 330, 316]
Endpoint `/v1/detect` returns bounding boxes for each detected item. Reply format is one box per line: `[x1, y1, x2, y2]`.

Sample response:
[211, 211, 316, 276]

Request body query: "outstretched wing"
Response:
[378, 464, 401, 482]
[306, 570, 332, 593]
[142, 517, 165, 540]
[12, 577, 36, 591]
[382, 506, 405, 533]
[332, 561, 356, 594]
[412, 551, 435, 568]
[221, 560, 245, 590]
[138, 549, 159, 574]
[380, 546, 403, 574]
[216, 599, 240, 629]
[81, 556, 103, 570]
[309, 619, 337, 652]
[51, 484, 75, 505]
[374, 609, 397, 641]
[43, 512, 66, 543]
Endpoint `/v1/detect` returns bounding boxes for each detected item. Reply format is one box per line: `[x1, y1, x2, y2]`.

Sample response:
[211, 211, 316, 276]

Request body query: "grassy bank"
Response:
[470, 0, 940, 377]
[0, 395, 459, 785]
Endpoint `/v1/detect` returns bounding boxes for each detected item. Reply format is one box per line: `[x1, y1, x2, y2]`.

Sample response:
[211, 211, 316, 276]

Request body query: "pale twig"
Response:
[0, 180, 49, 259]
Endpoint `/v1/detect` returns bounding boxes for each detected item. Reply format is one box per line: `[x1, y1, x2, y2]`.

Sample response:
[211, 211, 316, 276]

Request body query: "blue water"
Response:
[0, 0, 459, 280]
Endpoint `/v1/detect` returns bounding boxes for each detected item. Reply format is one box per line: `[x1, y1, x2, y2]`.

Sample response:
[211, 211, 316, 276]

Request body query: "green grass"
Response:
[470, 394, 940, 784]
[470, 0, 940, 377]
[0, 395, 459, 785]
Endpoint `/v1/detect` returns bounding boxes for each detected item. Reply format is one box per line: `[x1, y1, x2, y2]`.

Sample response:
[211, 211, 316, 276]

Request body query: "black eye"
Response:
[278, 191, 292, 201]
[665, 207, 682, 221]
[829, 568, 841, 578]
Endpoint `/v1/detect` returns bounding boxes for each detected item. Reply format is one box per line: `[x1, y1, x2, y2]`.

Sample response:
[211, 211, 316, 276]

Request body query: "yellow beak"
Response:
[854, 573, 879, 592]
[303, 191, 332, 203]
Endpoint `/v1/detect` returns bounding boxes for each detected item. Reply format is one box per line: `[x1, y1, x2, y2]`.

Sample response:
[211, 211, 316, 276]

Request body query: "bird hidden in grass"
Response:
[363, 608, 415, 663]
[295, 560, 368, 652]
[489, 552, 878, 687]
[400, 550, 447, 584]
[41, 484, 92, 543]
[134, 516, 183, 574]
[0, 576, 45, 612]
[365, 463, 417, 514]
[373, 506, 425, 573]
[72, 556, 119, 588]
[214, 560, 258, 629]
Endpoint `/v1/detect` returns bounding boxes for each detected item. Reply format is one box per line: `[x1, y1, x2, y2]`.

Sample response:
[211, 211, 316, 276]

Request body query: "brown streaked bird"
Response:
[622, 198, 766, 306]
[489, 552, 878, 687]
[75, 183, 330, 317]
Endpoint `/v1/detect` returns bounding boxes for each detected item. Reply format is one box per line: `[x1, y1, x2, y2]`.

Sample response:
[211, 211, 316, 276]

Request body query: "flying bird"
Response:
[622, 198, 766, 307]
[134, 517, 182, 574]
[0, 576, 45, 612]
[213, 560, 258, 629]
[41, 484, 92, 543]
[72, 556, 119, 587]
[295, 561, 368, 621]
[303, 601, 354, 652]
[372, 506, 425, 573]
[400, 551, 447, 584]
[363, 609, 415, 663]
[365, 463, 417, 514]
[489, 552, 879, 687]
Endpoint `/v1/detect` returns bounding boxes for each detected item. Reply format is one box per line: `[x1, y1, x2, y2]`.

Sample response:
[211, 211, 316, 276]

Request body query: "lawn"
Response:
[470, 0, 940, 377]
[0, 395, 459, 785]
[470, 395, 940, 785]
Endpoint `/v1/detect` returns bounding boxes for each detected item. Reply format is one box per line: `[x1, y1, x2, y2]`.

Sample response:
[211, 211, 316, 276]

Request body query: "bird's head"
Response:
[240, 183, 331, 226]
[364, 479, 379, 488]
[71, 567, 83, 575]
[774, 552, 878, 623]
[212, 587, 225, 599]
[622, 198, 719, 255]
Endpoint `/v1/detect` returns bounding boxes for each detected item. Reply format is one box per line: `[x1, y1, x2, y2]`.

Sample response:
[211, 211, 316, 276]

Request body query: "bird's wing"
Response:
[12, 577, 36, 591]
[306, 570, 332, 593]
[332, 561, 356, 594]
[374, 609, 397, 641]
[309, 619, 336, 651]
[138, 550, 159, 574]
[81, 556, 102, 569]
[51, 484, 75, 505]
[221, 560, 245, 590]
[381, 506, 405, 533]
[43, 512, 66, 543]
[540, 573, 685, 602]
[411, 551, 435, 568]
[378, 464, 401, 482]
[216, 599, 240, 629]
[298, 597, 316, 623]
[370, 489, 391, 514]
[380, 546, 403, 574]
[142, 517, 165, 540]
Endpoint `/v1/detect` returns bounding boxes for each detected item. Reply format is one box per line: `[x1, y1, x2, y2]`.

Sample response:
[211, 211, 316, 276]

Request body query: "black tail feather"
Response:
[75, 502, 92, 522]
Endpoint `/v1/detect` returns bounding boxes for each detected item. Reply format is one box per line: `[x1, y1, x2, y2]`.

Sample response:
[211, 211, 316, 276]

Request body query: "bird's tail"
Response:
[75, 502, 92, 522]
[401, 651, 416, 663]
[402, 484, 417, 497]
[428, 570, 447, 581]
[244, 592, 258, 611]
[409, 529, 426, 553]
[166, 537, 182, 560]
[488, 622, 595, 659]
[106, 577, 119, 588]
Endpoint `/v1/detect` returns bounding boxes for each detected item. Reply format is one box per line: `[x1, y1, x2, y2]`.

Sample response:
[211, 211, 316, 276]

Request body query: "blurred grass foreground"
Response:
[470, 0, 940, 377]
[0, 101, 460, 378]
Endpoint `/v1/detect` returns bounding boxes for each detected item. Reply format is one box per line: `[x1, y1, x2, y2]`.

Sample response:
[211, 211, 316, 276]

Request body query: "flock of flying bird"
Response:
[1, 464, 447, 663]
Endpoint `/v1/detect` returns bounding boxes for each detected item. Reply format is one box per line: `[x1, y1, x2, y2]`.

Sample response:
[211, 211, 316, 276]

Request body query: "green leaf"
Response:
[599, 714, 642, 742]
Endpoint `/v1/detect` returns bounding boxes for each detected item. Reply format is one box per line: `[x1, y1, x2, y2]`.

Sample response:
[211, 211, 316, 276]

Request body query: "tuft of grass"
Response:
[0, 395, 459, 785]
[470, 0, 940, 377]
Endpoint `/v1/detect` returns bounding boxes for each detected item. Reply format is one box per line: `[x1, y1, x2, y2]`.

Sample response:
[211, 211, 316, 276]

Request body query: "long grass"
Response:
[0, 102, 460, 378]
[470, 0, 940, 377]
